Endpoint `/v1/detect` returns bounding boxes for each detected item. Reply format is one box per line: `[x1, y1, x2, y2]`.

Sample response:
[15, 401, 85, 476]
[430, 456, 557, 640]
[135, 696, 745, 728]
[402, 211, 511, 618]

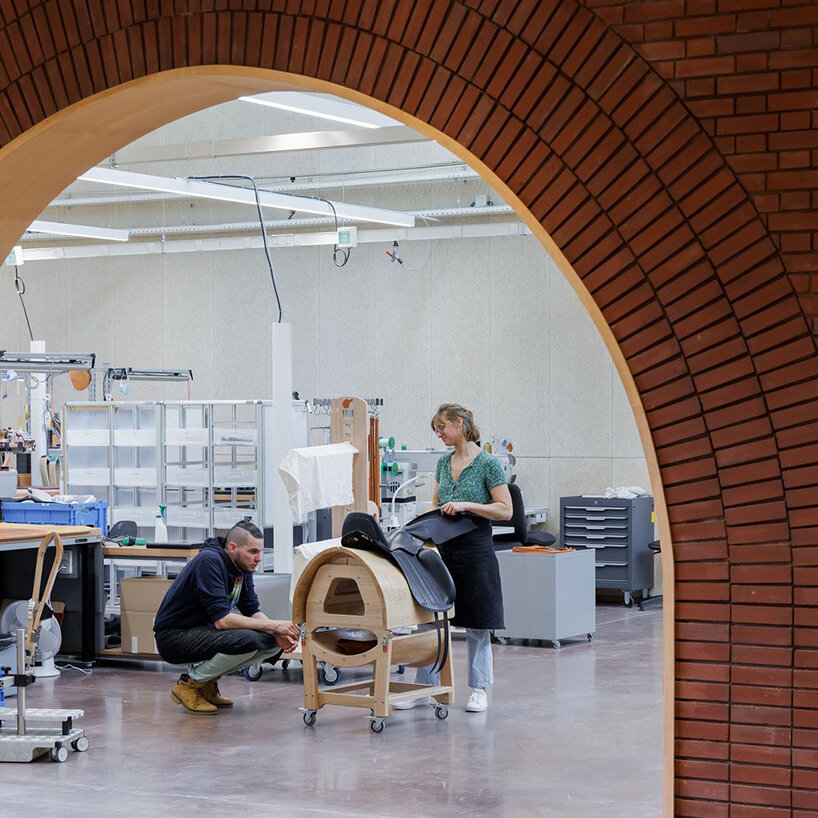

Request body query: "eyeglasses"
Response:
[434, 424, 447, 434]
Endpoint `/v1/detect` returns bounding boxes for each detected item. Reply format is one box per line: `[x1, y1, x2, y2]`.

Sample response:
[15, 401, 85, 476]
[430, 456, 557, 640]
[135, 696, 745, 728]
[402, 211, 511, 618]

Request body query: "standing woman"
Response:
[397, 403, 512, 713]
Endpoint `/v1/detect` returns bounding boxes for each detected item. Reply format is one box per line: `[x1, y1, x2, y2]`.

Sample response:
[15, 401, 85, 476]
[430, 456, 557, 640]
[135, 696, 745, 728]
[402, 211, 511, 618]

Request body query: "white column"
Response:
[270, 323, 293, 573]
[28, 340, 48, 475]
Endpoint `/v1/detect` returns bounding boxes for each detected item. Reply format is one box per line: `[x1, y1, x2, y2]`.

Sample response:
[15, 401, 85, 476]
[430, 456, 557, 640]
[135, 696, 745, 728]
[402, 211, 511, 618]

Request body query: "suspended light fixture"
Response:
[78, 167, 415, 228]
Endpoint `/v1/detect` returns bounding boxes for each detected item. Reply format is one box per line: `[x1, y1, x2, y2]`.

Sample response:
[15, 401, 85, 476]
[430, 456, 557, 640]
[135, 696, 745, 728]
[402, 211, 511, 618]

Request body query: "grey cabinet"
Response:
[559, 495, 654, 607]
[495, 549, 596, 647]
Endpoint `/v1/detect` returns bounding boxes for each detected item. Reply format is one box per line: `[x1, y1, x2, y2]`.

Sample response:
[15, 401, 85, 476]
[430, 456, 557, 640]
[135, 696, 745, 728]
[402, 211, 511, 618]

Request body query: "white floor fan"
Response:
[0, 600, 61, 677]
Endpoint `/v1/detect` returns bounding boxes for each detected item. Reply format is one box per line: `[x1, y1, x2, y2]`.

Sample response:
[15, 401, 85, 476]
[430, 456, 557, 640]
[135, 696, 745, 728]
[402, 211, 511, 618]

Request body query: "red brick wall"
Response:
[0, 3, 815, 815]
[584, 0, 818, 338]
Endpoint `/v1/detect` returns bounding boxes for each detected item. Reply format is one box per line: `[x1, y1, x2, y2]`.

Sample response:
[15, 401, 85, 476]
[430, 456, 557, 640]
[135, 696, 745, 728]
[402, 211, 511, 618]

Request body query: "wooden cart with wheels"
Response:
[293, 545, 454, 732]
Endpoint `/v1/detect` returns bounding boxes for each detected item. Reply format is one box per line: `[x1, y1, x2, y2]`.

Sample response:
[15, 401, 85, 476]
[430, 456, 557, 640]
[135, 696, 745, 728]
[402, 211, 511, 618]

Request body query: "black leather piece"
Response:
[340, 528, 455, 613]
[384, 527, 424, 555]
[341, 512, 388, 545]
[401, 508, 479, 544]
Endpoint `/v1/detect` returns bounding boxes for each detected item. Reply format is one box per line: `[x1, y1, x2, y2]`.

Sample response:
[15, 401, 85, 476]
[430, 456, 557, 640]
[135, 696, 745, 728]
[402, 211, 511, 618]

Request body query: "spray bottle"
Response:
[154, 504, 168, 544]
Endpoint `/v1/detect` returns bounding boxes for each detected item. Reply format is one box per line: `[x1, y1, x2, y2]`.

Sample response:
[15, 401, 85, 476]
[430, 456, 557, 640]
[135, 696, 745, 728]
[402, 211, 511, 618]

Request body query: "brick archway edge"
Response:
[0, 4, 815, 815]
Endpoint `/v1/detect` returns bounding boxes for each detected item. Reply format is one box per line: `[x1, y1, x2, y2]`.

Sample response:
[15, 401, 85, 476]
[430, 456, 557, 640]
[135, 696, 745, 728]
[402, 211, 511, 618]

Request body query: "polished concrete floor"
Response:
[3, 602, 663, 817]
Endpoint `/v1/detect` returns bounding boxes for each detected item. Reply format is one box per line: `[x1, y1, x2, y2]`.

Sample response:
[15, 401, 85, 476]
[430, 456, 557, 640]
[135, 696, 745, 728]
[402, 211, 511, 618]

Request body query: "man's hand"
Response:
[263, 619, 300, 652]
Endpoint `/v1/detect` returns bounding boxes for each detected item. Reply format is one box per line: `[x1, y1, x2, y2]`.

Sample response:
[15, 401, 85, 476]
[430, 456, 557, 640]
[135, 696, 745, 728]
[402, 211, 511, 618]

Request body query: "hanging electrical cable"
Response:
[13, 265, 34, 341]
[323, 198, 351, 268]
[282, 191, 352, 268]
[186, 175, 284, 322]
[384, 215, 437, 271]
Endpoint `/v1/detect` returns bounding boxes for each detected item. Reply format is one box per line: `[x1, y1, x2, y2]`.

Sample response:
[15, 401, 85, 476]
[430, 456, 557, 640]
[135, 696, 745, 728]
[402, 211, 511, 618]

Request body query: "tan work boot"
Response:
[200, 677, 233, 708]
[170, 675, 218, 715]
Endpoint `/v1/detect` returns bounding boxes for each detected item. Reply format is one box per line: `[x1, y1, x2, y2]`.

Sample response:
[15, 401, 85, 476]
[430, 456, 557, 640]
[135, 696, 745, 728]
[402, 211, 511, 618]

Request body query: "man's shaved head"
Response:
[224, 520, 263, 548]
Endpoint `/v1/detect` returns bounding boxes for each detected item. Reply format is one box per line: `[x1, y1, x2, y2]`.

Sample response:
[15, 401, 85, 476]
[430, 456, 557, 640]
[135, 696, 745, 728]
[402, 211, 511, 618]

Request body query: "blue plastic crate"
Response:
[0, 500, 108, 535]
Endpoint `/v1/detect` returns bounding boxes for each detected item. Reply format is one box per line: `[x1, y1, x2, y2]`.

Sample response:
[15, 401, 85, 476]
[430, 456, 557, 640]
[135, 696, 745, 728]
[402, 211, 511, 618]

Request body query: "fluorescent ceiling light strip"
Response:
[52, 164, 476, 205]
[238, 92, 397, 129]
[78, 167, 415, 228]
[28, 219, 129, 242]
[20, 220, 530, 262]
[111, 125, 425, 164]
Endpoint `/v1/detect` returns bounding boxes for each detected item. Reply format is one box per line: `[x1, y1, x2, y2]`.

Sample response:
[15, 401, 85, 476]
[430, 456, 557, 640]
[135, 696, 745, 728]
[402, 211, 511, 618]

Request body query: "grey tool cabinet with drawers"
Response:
[559, 495, 655, 607]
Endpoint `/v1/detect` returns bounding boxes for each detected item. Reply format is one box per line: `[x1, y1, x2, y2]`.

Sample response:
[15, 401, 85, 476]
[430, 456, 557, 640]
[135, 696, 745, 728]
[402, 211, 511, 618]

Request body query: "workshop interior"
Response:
[0, 89, 662, 810]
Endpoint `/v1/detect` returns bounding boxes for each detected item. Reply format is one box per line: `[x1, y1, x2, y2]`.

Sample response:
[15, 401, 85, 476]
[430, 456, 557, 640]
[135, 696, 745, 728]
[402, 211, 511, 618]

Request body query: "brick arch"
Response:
[0, 3, 815, 815]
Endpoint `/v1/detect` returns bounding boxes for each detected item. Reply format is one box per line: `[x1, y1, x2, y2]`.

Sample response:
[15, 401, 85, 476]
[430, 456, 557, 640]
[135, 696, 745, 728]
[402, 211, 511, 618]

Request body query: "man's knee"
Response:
[216, 629, 278, 655]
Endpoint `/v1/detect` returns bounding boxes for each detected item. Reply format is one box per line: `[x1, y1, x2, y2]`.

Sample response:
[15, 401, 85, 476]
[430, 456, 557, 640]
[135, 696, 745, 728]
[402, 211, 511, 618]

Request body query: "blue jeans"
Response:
[414, 628, 493, 689]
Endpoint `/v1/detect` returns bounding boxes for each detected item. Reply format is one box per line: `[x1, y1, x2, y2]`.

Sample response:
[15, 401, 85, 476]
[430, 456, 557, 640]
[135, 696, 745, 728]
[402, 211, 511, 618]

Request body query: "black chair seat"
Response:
[526, 531, 556, 548]
[491, 483, 556, 551]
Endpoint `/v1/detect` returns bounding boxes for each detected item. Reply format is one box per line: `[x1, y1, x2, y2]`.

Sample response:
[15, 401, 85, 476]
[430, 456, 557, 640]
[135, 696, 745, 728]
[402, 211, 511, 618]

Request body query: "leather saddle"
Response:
[341, 512, 456, 673]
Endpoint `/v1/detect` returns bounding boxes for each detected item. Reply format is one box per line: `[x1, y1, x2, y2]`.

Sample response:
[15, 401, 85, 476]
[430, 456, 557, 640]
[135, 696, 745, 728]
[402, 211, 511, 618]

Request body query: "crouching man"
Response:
[154, 521, 300, 714]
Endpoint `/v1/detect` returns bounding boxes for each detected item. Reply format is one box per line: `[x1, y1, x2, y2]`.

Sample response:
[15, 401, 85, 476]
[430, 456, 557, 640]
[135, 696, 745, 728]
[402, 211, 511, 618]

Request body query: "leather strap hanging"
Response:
[25, 532, 63, 661]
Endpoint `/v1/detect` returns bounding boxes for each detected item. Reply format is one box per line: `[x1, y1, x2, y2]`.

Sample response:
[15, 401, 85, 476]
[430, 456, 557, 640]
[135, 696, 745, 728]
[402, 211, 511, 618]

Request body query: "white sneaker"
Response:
[465, 688, 488, 712]
[392, 696, 432, 711]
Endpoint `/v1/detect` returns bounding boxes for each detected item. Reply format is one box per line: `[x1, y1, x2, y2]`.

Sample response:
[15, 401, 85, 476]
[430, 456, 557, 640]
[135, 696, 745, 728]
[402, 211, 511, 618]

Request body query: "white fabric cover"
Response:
[278, 442, 357, 523]
[603, 485, 647, 500]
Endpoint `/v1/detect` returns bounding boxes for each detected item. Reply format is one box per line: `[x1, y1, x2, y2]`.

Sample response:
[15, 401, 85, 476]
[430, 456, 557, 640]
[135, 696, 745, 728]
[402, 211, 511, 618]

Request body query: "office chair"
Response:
[492, 482, 556, 552]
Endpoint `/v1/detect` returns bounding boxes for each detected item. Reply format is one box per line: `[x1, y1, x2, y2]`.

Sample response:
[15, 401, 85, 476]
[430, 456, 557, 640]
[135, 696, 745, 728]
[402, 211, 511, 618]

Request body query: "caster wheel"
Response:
[587, 633, 593, 641]
[320, 665, 341, 686]
[434, 706, 448, 721]
[51, 746, 69, 763]
[302, 711, 316, 727]
[72, 736, 90, 752]
[551, 640, 561, 649]
[370, 718, 385, 733]
[243, 664, 263, 682]
[397, 665, 406, 675]
[281, 660, 290, 671]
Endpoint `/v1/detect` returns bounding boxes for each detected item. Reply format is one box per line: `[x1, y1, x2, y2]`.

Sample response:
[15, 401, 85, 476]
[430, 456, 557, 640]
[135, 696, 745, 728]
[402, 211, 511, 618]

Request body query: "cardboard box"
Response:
[120, 577, 173, 655]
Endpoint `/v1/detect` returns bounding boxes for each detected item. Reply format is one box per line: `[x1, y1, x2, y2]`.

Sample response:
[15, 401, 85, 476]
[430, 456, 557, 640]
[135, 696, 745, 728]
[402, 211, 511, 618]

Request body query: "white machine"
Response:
[378, 439, 516, 530]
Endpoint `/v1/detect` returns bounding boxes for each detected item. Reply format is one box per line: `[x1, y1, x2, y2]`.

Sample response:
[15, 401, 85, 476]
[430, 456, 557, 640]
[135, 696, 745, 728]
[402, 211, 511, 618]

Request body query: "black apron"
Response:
[436, 517, 505, 630]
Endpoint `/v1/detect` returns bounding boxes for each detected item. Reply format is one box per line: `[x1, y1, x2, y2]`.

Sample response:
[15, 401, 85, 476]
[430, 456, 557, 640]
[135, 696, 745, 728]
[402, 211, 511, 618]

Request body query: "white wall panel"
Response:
[162, 254, 216, 399]
[212, 250, 270, 399]
[429, 237, 491, 432]
[549, 270, 612, 458]
[489, 235, 550, 458]
[317, 242, 378, 399]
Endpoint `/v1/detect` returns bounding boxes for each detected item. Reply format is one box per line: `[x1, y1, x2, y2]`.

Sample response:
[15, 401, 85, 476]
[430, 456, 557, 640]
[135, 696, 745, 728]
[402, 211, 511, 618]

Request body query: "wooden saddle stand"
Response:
[293, 526, 456, 733]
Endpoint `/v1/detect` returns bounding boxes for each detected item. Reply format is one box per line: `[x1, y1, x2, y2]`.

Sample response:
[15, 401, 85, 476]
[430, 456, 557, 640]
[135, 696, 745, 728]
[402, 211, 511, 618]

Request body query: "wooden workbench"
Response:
[102, 546, 200, 559]
[0, 522, 100, 545]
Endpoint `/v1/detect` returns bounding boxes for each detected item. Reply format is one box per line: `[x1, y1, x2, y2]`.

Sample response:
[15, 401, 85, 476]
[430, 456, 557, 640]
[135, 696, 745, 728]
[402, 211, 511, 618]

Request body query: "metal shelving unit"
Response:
[64, 400, 307, 545]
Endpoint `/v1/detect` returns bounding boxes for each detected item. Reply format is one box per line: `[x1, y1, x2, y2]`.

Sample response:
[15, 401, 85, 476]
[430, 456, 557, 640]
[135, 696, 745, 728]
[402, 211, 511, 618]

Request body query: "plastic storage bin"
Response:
[0, 500, 108, 535]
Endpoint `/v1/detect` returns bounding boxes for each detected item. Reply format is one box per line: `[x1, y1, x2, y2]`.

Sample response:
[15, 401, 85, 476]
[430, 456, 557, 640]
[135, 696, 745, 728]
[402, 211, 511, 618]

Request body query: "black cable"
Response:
[13, 266, 34, 341]
[186, 175, 283, 322]
[322, 199, 351, 268]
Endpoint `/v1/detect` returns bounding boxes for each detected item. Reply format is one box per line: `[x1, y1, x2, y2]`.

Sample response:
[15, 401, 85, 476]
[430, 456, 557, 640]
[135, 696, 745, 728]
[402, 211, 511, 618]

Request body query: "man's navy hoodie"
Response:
[153, 537, 260, 632]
